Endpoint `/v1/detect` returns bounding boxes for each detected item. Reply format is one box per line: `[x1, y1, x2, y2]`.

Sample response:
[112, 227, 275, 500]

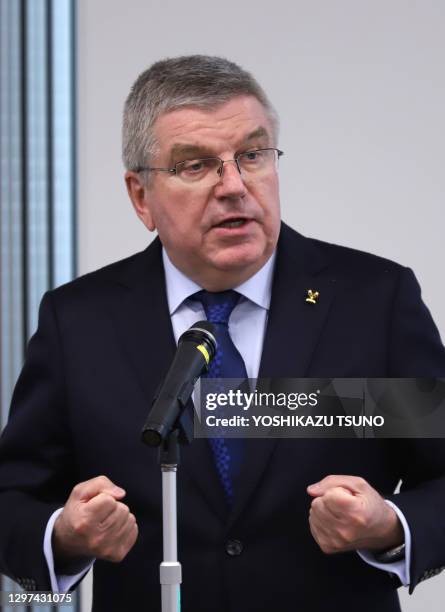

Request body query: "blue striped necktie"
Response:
[192, 290, 247, 505]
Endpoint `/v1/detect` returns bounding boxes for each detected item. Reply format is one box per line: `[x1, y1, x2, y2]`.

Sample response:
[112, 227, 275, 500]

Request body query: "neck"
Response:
[173, 258, 271, 292]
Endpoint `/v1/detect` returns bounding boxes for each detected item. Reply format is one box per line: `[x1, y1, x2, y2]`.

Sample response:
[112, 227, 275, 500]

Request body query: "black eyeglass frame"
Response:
[133, 147, 284, 177]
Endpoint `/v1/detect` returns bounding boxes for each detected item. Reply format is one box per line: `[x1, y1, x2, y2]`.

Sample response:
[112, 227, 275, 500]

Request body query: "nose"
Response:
[214, 160, 247, 200]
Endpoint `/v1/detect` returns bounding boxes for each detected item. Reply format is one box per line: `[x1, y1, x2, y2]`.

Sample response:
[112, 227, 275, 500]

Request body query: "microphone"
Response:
[141, 321, 217, 447]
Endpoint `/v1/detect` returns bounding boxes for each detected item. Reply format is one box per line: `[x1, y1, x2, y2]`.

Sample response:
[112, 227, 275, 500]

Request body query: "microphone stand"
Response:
[141, 322, 216, 612]
[159, 429, 182, 612]
[147, 402, 194, 612]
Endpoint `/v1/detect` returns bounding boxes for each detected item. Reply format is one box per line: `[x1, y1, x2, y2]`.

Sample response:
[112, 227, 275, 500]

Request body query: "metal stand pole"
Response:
[159, 432, 182, 612]
[141, 324, 216, 612]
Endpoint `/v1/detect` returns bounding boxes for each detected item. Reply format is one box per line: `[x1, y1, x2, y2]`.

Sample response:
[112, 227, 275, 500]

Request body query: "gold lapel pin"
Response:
[305, 289, 319, 304]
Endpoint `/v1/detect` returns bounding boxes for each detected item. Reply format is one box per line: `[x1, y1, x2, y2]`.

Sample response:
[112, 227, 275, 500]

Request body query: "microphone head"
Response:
[141, 321, 218, 447]
[179, 320, 217, 359]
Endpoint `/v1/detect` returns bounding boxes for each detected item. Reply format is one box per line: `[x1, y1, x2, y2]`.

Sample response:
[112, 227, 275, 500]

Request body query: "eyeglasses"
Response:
[134, 148, 283, 186]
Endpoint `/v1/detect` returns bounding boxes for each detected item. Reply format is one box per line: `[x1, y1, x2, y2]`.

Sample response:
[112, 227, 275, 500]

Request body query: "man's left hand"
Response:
[307, 475, 404, 554]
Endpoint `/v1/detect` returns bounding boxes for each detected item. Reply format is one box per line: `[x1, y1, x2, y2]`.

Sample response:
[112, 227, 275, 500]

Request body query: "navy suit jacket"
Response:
[1, 223, 445, 612]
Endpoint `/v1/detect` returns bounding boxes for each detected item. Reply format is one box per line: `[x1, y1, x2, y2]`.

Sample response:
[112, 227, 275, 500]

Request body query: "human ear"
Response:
[124, 171, 156, 231]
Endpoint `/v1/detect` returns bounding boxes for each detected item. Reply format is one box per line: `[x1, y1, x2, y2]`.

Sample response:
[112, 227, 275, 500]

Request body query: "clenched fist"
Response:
[53, 475, 138, 569]
[307, 475, 404, 554]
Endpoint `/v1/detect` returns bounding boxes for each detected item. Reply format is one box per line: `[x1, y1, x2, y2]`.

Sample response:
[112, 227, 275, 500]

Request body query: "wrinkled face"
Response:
[126, 95, 281, 290]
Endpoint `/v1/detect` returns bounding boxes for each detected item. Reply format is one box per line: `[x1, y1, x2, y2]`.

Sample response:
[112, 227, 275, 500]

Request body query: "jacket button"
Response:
[226, 539, 243, 556]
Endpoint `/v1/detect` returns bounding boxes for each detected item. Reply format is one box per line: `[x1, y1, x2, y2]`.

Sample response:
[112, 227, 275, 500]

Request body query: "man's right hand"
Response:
[53, 475, 138, 567]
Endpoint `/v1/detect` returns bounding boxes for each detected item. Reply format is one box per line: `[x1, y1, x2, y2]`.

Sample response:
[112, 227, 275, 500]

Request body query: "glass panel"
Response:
[25, 0, 49, 336]
[52, 0, 75, 287]
[0, 5, 26, 611]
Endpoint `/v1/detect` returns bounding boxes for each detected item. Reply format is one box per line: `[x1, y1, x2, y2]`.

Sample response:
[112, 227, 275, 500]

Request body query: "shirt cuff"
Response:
[44, 507, 95, 593]
[356, 499, 411, 586]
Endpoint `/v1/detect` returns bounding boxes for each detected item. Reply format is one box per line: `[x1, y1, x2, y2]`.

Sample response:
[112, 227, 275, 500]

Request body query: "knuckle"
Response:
[355, 476, 367, 489]
[96, 519, 110, 533]
[320, 540, 333, 554]
[116, 504, 129, 521]
[126, 521, 138, 543]
[114, 546, 127, 562]
[324, 493, 342, 512]
[324, 474, 338, 485]
[101, 545, 116, 561]
[311, 497, 323, 511]
[330, 540, 342, 553]
[129, 533, 137, 549]
[99, 493, 117, 508]
[72, 482, 84, 496]
[319, 475, 331, 487]
[97, 475, 112, 487]
[72, 517, 89, 535]
[324, 488, 337, 502]
[309, 526, 319, 544]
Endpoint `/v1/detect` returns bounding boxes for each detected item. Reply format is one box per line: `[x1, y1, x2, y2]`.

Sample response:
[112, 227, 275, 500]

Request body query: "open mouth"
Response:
[215, 218, 249, 229]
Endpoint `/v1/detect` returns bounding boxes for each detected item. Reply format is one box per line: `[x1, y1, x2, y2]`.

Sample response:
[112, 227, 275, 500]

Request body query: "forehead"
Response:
[153, 96, 274, 157]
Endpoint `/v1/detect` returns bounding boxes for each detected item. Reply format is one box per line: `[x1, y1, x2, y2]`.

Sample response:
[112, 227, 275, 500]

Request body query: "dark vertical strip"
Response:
[72, 5, 79, 609]
[46, 0, 54, 289]
[48, 0, 57, 595]
[71, 0, 77, 279]
[0, 4, 4, 599]
[26, 0, 32, 552]
[20, 0, 29, 350]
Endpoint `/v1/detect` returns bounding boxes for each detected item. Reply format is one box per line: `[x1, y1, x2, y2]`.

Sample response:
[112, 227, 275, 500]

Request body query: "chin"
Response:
[210, 244, 268, 272]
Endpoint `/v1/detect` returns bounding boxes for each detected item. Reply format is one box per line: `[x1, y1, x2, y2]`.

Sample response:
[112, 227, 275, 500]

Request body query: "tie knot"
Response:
[192, 290, 241, 325]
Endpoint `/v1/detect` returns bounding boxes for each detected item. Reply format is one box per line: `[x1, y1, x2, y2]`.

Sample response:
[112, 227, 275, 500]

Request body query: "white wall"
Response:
[77, 0, 445, 338]
[77, 1, 445, 610]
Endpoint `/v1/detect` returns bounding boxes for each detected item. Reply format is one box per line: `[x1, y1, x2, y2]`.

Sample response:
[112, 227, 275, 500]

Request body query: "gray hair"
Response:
[122, 55, 279, 171]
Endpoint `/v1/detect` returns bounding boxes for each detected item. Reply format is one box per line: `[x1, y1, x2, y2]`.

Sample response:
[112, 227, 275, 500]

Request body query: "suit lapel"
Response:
[258, 225, 336, 379]
[228, 224, 337, 526]
[107, 239, 176, 409]
[107, 239, 228, 522]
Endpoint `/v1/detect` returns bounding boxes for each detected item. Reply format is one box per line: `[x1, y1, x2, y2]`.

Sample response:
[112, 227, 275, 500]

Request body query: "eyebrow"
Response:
[243, 126, 270, 143]
[168, 126, 271, 163]
[169, 144, 213, 163]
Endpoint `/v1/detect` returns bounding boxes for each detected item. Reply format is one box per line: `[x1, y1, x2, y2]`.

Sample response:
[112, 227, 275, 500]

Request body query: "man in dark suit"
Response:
[1, 55, 445, 612]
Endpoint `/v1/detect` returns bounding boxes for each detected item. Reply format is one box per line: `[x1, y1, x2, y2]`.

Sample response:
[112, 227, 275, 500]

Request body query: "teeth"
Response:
[219, 219, 246, 228]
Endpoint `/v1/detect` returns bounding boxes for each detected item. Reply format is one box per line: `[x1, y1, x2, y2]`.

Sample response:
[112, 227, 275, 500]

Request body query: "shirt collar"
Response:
[162, 248, 275, 315]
